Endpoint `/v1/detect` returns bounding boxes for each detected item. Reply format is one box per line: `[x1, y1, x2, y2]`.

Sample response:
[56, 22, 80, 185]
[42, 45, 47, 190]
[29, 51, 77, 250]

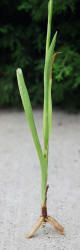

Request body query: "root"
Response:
[45, 216, 64, 235]
[26, 185, 64, 238]
[26, 216, 44, 238]
[26, 215, 64, 238]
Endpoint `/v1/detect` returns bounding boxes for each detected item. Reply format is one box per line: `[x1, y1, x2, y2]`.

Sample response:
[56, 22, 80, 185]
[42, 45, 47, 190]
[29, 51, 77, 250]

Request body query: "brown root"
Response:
[45, 216, 64, 235]
[26, 216, 44, 238]
[26, 215, 64, 238]
[26, 185, 64, 238]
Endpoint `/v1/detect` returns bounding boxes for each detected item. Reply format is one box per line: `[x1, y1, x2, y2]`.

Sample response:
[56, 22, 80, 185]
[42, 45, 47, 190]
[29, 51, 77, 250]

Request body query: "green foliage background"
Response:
[0, 0, 80, 111]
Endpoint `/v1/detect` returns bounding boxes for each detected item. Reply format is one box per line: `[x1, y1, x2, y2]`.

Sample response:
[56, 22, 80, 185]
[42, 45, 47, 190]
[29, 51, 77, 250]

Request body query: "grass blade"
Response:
[16, 68, 44, 170]
[43, 31, 57, 146]
[48, 78, 52, 136]
[48, 52, 62, 136]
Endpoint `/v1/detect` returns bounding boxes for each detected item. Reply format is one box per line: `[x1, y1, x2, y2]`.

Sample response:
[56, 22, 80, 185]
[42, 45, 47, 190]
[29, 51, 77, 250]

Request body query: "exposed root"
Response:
[45, 216, 64, 235]
[26, 185, 64, 238]
[26, 216, 44, 238]
[26, 215, 64, 238]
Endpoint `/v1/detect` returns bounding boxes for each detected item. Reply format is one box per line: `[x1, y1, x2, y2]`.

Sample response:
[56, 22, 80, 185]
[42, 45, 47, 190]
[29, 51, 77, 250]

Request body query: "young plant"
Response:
[16, 0, 64, 238]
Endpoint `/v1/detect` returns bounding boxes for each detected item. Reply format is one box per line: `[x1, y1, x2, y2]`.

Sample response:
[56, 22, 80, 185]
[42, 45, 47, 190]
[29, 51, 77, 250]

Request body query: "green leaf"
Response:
[44, 31, 57, 87]
[16, 68, 44, 171]
[43, 31, 57, 146]
[48, 78, 52, 136]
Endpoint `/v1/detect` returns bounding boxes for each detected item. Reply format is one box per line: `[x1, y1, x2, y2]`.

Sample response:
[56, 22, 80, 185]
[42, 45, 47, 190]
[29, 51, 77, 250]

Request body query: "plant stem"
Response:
[43, 0, 54, 148]
[42, 0, 54, 208]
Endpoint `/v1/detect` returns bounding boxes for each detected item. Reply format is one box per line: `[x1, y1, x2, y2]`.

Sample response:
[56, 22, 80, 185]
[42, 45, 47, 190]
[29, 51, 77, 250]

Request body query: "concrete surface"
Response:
[0, 109, 80, 250]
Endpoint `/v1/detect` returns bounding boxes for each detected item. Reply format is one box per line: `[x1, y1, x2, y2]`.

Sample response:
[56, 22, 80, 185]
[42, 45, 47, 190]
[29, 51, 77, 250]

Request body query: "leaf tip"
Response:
[56, 30, 58, 36]
[16, 68, 22, 75]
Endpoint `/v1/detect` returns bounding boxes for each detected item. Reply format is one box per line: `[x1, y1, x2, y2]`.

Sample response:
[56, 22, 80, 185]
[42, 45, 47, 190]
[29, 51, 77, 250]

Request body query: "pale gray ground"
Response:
[0, 109, 80, 250]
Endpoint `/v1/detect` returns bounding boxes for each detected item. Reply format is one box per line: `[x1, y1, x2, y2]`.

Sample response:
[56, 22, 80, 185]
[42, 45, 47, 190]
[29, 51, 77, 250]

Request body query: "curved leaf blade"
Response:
[16, 68, 44, 170]
[43, 31, 57, 145]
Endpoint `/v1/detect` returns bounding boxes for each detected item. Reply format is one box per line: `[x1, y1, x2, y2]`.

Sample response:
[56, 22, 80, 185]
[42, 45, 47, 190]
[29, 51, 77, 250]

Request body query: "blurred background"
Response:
[0, 0, 80, 112]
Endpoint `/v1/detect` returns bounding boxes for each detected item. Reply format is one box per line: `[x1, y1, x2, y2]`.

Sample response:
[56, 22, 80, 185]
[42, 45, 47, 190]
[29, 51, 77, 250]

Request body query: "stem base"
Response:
[26, 186, 64, 238]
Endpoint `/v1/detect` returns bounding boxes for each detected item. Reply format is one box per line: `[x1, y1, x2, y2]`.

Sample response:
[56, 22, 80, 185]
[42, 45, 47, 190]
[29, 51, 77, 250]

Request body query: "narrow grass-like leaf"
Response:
[43, 31, 57, 147]
[44, 31, 57, 91]
[45, 0, 54, 58]
[16, 68, 44, 171]
[48, 52, 62, 136]
[48, 78, 52, 136]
